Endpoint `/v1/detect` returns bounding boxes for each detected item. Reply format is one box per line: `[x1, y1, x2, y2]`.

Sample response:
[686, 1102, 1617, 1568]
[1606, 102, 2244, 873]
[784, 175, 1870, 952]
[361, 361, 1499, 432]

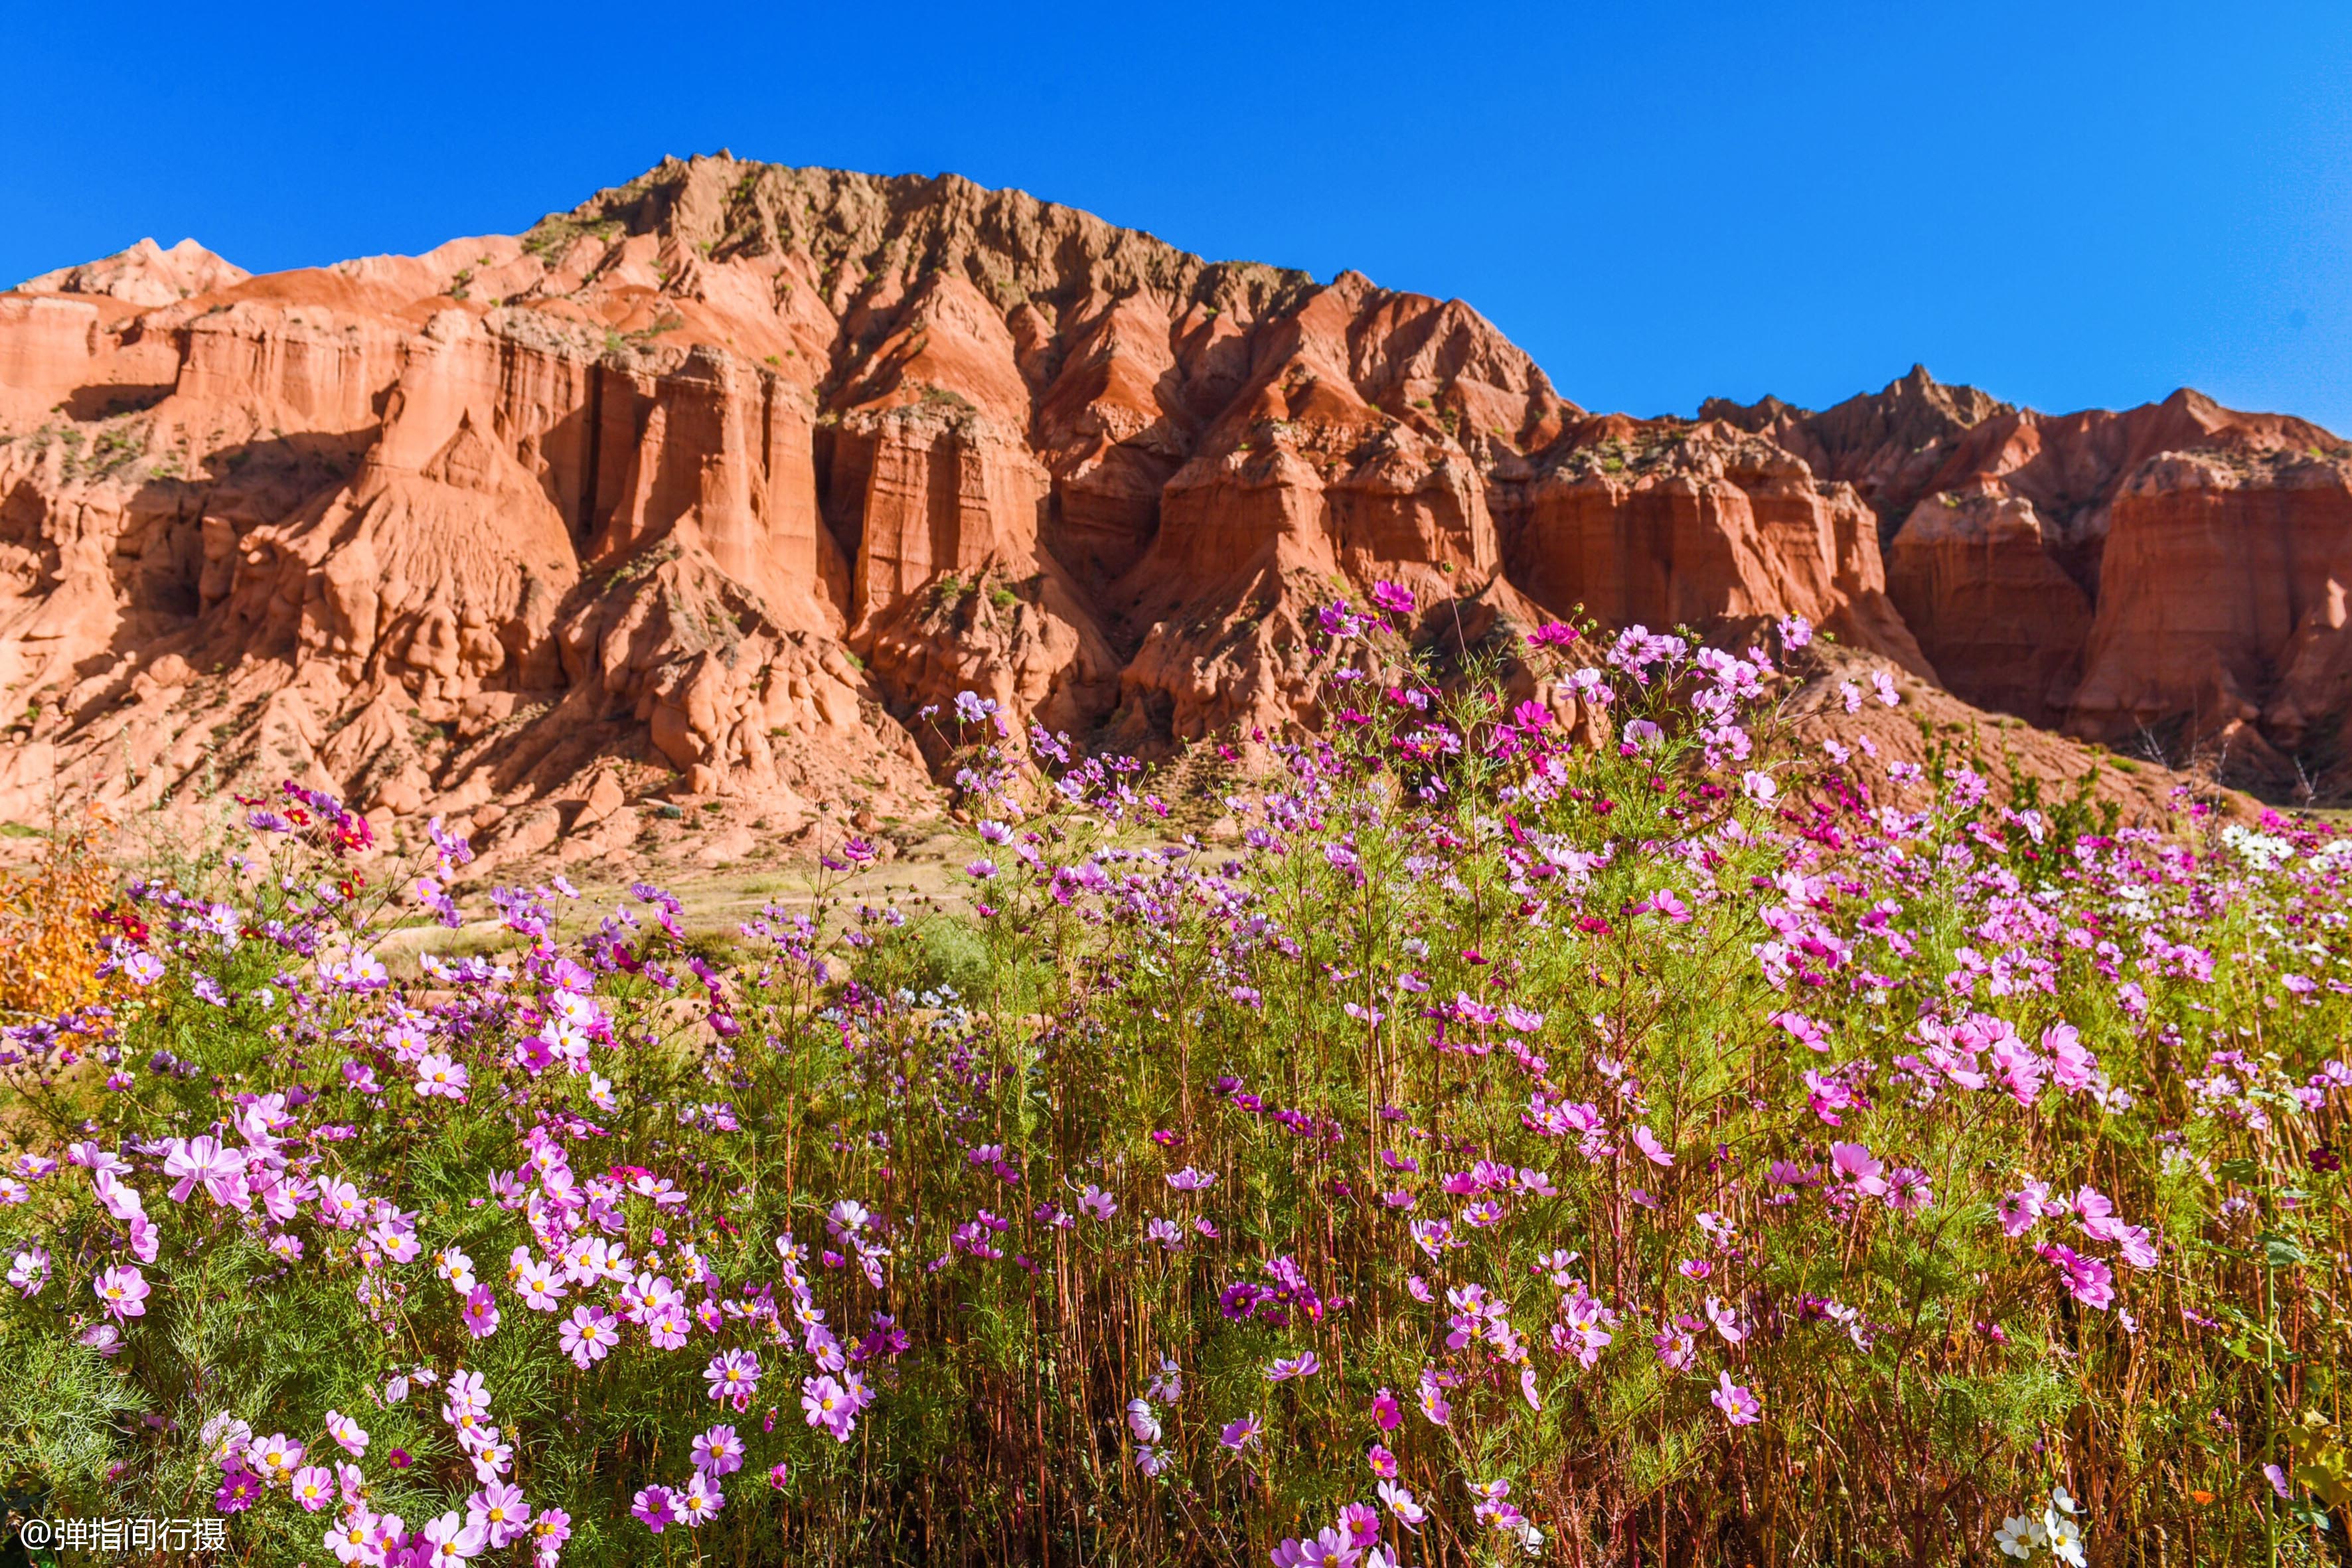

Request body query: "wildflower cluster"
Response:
[2, 589, 2348, 1564]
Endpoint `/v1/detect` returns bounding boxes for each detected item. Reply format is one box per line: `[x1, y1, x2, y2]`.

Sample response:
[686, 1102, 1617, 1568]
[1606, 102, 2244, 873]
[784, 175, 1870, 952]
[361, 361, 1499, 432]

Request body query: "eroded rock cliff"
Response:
[1713, 368, 2352, 785]
[1, 157, 2339, 854]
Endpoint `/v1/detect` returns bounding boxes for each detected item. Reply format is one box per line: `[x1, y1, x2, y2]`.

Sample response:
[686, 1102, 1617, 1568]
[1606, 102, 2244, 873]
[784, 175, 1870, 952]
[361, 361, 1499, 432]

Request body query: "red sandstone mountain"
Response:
[1707, 371, 2352, 779]
[0, 155, 2335, 858]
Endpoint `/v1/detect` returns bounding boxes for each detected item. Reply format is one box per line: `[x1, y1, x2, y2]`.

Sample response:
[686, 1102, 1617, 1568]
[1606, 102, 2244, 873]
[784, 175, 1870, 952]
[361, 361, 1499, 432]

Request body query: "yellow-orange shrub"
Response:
[0, 811, 127, 1018]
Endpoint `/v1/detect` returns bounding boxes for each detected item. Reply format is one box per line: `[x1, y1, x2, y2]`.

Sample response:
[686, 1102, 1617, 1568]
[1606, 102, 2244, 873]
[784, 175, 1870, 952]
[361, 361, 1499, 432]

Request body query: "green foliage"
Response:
[862, 912, 992, 1000]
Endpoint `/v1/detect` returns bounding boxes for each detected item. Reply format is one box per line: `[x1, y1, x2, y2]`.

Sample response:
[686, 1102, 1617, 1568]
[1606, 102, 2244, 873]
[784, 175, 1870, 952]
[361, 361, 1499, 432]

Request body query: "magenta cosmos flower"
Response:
[631, 1486, 676, 1534]
[214, 1464, 264, 1514]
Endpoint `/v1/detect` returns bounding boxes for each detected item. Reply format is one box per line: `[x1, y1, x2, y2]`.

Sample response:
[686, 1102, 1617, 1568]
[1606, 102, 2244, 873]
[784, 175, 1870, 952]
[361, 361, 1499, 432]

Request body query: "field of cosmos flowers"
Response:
[3, 589, 2351, 1568]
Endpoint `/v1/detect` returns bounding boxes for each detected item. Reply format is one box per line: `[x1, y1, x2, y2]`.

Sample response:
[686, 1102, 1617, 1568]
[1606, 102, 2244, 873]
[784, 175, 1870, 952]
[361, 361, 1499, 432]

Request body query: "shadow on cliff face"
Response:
[21, 428, 372, 728]
[60, 384, 173, 422]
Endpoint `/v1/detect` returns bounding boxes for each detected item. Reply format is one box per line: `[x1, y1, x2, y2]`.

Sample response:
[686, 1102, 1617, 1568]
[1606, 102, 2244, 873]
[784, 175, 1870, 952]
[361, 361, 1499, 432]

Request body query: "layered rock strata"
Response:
[3, 157, 2342, 853]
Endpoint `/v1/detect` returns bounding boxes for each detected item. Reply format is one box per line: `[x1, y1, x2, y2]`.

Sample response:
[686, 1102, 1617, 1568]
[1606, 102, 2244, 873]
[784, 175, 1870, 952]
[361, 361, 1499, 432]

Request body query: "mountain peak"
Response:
[528, 157, 1317, 327]
[15, 236, 249, 307]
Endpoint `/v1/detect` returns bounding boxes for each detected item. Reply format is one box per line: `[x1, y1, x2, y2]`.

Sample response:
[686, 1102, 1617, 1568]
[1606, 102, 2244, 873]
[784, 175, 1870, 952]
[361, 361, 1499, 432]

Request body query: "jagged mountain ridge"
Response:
[0, 153, 2343, 863]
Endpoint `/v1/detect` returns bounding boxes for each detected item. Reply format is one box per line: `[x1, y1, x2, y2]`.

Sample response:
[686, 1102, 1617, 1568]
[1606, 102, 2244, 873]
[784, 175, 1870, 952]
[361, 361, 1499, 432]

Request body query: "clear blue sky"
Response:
[6, 1, 2347, 431]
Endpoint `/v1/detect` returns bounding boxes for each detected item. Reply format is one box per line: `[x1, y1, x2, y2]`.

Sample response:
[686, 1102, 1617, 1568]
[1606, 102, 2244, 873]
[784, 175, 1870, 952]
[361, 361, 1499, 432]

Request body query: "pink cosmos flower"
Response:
[1337, 1503, 1381, 1547]
[1829, 1142, 1887, 1197]
[1416, 1368, 1452, 1427]
[289, 1464, 336, 1512]
[8, 1245, 48, 1297]
[462, 1285, 501, 1338]
[1711, 1370, 1762, 1426]
[415, 1053, 469, 1099]
[647, 1305, 690, 1349]
[2039, 1243, 2116, 1310]
[1886, 1167, 1934, 1213]
[1219, 1413, 1262, 1450]
[558, 1304, 619, 1369]
[1379, 1480, 1427, 1531]
[365, 1512, 408, 1561]
[677, 1472, 724, 1526]
[468, 1437, 514, 1484]
[466, 1483, 531, 1548]
[1772, 1011, 1830, 1052]
[2045, 1023, 2100, 1092]
[446, 1368, 489, 1415]
[530, 1508, 572, 1567]
[321, 1508, 379, 1565]
[1704, 1295, 1745, 1344]
[513, 1260, 567, 1312]
[801, 1374, 855, 1441]
[691, 1423, 744, 1478]
[325, 1409, 369, 1458]
[94, 1263, 149, 1320]
[2112, 1223, 2159, 1270]
[251, 1431, 304, 1482]
[163, 1135, 250, 1210]
[1631, 1125, 1675, 1167]
[1997, 1182, 2047, 1237]
[432, 1241, 477, 1297]
[707, 1348, 762, 1407]
[1272, 1526, 1362, 1567]
[1469, 1477, 1521, 1531]
[317, 1177, 364, 1228]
